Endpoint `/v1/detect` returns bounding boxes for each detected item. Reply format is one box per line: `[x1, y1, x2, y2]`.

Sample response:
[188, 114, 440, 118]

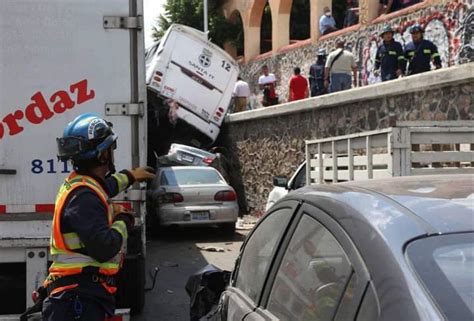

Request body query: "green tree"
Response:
[152, 0, 243, 53]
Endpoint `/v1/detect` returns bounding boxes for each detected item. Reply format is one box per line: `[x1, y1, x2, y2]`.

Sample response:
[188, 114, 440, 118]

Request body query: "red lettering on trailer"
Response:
[25, 92, 55, 124]
[70, 79, 95, 104]
[35, 204, 55, 213]
[0, 79, 96, 141]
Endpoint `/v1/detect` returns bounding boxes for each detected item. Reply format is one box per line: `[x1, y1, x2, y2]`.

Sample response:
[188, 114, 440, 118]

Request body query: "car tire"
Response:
[221, 222, 236, 235]
[116, 255, 146, 314]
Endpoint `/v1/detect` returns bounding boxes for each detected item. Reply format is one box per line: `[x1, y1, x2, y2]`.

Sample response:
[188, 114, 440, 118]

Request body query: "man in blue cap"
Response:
[405, 24, 442, 75]
[374, 26, 406, 81]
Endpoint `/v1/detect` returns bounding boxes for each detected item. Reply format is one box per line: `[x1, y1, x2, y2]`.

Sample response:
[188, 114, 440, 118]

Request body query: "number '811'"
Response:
[31, 159, 71, 174]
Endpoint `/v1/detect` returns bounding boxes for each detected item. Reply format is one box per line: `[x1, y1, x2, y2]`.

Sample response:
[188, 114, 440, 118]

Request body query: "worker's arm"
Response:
[374, 47, 381, 70]
[288, 79, 293, 102]
[431, 42, 442, 69]
[324, 67, 330, 88]
[63, 189, 133, 263]
[305, 79, 309, 98]
[396, 43, 406, 75]
[106, 167, 155, 197]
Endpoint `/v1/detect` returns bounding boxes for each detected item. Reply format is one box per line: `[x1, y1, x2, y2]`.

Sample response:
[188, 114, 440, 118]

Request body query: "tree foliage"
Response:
[152, 0, 242, 53]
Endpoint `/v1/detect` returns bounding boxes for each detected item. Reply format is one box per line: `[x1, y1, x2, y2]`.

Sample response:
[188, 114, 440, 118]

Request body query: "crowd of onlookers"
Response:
[231, 23, 442, 112]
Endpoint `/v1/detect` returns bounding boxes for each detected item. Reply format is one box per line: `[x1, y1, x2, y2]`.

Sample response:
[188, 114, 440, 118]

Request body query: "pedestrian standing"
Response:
[324, 40, 358, 93]
[232, 76, 250, 113]
[343, 0, 359, 28]
[258, 65, 279, 106]
[42, 113, 155, 320]
[309, 49, 328, 97]
[405, 24, 442, 75]
[288, 67, 309, 102]
[320, 7, 338, 35]
[374, 26, 406, 81]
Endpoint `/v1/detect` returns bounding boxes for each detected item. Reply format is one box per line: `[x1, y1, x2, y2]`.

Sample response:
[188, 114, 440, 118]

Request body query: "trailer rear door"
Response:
[0, 0, 146, 213]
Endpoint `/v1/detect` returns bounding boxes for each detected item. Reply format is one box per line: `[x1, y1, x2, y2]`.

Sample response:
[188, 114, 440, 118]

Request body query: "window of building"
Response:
[261, 2, 273, 53]
[290, 0, 311, 41]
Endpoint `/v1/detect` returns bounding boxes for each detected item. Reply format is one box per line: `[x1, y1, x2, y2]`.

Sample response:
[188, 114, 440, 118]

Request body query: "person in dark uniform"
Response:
[308, 49, 328, 97]
[42, 113, 155, 320]
[374, 25, 406, 81]
[405, 24, 442, 75]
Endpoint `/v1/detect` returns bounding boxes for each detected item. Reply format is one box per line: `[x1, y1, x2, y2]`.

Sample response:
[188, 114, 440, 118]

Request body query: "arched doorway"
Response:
[290, 0, 311, 41]
[229, 10, 245, 57]
[261, 2, 273, 54]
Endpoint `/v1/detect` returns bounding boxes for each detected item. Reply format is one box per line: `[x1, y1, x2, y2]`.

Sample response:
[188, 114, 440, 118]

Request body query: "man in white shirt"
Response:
[258, 65, 278, 106]
[232, 76, 251, 113]
[324, 40, 358, 93]
[320, 7, 338, 35]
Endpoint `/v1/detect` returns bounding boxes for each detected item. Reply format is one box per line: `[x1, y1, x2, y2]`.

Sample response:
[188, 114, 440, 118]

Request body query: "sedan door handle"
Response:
[0, 169, 17, 175]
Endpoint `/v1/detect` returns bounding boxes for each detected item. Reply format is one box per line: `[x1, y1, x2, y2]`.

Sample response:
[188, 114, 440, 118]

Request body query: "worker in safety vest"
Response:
[374, 25, 406, 81]
[42, 113, 155, 320]
[405, 24, 442, 75]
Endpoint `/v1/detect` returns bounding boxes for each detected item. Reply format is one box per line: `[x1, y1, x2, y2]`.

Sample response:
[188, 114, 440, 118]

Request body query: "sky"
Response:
[144, 0, 166, 48]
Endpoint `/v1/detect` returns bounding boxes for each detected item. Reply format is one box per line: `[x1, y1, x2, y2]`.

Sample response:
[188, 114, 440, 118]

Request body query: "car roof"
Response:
[339, 174, 474, 233]
[160, 166, 217, 171]
[287, 174, 473, 239]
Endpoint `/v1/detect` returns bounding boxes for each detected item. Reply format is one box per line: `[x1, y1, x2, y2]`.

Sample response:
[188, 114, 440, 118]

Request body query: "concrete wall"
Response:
[222, 63, 474, 214]
[236, 0, 473, 109]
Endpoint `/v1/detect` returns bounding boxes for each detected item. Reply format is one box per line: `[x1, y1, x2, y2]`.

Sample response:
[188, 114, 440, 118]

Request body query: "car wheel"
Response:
[221, 222, 236, 235]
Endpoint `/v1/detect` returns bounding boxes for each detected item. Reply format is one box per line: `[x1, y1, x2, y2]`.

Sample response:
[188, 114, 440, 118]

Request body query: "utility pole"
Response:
[204, 0, 209, 39]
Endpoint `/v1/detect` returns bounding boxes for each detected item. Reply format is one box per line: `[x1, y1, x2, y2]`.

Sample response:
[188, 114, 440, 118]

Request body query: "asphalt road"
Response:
[134, 227, 248, 321]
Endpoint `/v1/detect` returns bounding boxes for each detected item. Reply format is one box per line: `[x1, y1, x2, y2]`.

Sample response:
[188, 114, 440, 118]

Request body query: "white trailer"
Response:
[0, 0, 147, 316]
[305, 121, 474, 185]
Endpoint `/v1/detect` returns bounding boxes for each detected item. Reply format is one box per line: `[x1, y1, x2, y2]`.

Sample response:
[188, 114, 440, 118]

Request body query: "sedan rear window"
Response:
[406, 233, 474, 320]
[161, 169, 224, 186]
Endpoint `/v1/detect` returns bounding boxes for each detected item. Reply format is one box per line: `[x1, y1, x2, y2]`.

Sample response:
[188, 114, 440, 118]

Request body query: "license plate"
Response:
[191, 212, 209, 221]
[181, 153, 194, 163]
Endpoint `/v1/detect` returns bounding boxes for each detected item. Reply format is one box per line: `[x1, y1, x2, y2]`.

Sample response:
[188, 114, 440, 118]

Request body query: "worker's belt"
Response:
[46, 273, 117, 296]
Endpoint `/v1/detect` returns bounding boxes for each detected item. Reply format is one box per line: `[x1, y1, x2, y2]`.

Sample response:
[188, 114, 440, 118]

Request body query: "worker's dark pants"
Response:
[42, 293, 106, 321]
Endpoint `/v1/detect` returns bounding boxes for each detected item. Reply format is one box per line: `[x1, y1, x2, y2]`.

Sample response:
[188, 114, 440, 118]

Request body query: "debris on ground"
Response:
[167, 289, 174, 294]
[236, 216, 258, 230]
[197, 246, 225, 252]
[160, 261, 179, 268]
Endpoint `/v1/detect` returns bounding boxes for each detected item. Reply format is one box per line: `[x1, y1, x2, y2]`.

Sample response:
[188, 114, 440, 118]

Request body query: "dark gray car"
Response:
[217, 175, 474, 321]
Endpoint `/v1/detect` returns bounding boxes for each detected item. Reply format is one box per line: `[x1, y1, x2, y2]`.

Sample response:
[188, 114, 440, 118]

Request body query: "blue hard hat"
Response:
[57, 113, 117, 161]
[410, 24, 424, 34]
[380, 25, 394, 36]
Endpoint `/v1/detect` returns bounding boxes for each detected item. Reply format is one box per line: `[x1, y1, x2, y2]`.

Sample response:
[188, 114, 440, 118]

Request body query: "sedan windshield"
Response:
[406, 233, 474, 321]
[161, 169, 224, 186]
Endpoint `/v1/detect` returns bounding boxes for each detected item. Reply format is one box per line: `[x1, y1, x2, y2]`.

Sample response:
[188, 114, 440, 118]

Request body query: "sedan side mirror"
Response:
[273, 176, 288, 188]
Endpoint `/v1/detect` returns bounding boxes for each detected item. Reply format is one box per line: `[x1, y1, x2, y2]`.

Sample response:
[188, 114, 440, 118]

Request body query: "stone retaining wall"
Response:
[221, 64, 474, 214]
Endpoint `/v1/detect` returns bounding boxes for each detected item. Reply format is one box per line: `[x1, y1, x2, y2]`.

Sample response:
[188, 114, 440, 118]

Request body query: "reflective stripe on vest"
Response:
[47, 172, 126, 283]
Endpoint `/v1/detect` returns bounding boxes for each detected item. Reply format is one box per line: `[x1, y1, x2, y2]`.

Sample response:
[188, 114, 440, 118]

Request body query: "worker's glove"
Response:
[112, 204, 135, 232]
[130, 166, 156, 182]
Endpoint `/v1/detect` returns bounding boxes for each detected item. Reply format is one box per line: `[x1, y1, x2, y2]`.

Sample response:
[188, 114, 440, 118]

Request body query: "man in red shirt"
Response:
[288, 67, 309, 102]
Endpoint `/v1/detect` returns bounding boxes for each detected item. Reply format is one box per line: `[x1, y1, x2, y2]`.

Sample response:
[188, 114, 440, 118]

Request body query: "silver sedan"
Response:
[148, 166, 238, 234]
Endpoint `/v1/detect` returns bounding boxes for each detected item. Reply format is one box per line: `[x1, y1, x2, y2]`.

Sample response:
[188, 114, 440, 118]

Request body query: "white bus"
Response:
[146, 24, 239, 149]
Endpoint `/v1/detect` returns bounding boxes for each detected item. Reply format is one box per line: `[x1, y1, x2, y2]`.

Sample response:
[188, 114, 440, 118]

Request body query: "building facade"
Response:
[220, 0, 473, 107]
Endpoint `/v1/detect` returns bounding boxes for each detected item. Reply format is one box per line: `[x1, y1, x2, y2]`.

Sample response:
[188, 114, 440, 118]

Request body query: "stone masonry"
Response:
[221, 64, 474, 215]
